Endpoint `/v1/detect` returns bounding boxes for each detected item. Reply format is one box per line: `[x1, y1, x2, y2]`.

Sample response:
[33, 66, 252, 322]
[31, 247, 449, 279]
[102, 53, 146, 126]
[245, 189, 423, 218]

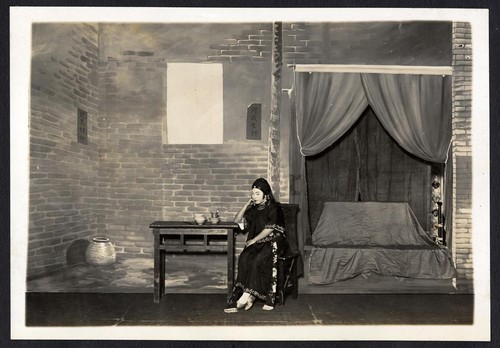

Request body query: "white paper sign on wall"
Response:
[166, 63, 223, 144]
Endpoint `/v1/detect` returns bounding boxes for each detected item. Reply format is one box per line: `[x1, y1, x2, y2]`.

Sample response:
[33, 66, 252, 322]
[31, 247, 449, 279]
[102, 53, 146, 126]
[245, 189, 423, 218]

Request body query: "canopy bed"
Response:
[288, 64, 457, 285]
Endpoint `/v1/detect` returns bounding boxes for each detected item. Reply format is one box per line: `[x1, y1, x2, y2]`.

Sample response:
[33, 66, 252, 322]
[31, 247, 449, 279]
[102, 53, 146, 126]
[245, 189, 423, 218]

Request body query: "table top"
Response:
[150, 221, 239, 229]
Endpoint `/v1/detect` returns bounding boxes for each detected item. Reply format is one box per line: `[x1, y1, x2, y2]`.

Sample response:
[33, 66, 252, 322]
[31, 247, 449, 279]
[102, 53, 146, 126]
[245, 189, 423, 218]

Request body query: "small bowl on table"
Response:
[193, 214, 206, 225]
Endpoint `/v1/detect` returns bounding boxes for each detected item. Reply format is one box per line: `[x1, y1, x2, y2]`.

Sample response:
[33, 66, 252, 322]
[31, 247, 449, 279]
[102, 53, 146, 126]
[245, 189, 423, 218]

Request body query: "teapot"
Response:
[209, 210, 221, 224]
[210, 210, 220, 219]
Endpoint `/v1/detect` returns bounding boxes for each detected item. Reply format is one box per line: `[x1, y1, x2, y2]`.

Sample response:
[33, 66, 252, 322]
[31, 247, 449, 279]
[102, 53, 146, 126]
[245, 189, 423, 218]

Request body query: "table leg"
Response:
[227, 228, 235, 300]
[153, 229, 161, 303]
[160, 249, 165, 300]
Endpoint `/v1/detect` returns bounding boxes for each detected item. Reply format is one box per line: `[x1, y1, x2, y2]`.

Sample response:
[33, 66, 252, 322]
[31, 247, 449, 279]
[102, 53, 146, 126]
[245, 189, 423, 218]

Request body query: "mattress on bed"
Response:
[308, 202, 457, 284]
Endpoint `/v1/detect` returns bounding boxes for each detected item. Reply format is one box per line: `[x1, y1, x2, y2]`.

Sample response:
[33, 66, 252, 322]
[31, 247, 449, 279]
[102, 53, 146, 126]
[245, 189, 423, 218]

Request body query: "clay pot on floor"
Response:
[85, 237, 116, 266]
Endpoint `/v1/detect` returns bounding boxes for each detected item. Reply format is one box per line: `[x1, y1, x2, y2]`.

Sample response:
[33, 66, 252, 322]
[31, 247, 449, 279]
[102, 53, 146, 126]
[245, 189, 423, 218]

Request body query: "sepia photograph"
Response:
[10, 6, 490, 341]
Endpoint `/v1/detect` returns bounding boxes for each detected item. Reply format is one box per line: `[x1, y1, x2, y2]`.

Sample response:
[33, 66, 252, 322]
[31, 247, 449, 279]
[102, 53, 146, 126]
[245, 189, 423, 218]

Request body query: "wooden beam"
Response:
[268, 21, 282, 199]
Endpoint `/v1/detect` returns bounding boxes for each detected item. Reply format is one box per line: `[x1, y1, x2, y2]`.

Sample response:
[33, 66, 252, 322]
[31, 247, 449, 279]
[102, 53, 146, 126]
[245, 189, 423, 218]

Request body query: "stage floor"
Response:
[25, 292, 473, 327]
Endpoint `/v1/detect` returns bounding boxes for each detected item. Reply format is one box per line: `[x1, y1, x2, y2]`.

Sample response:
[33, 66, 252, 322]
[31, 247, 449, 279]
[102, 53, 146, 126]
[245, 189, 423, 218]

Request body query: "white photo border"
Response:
[10, 6, 490, 341]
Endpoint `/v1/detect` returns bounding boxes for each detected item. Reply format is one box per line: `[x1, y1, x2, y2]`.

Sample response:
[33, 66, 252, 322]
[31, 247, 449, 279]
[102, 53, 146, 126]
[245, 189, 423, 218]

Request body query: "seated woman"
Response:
[224, 177, 289, 313]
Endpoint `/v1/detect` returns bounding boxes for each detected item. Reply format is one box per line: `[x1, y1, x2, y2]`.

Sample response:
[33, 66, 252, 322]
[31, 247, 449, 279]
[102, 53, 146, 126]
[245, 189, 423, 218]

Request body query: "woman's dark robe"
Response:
[227, 200, 288, 307]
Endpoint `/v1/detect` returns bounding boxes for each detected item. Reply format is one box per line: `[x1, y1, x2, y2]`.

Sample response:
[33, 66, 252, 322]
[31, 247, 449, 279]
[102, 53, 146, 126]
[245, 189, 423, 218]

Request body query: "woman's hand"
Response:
[235, 198, 254, 224]
[245, 239, 256, 247]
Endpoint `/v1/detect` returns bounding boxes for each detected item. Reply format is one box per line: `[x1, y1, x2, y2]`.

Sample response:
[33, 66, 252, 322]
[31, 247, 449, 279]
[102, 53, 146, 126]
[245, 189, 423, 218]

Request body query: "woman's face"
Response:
[251, 188, 266, 204]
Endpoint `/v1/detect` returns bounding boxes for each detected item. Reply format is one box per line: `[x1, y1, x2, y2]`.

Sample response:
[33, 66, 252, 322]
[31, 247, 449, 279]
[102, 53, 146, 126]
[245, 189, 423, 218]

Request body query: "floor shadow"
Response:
[66, 239, 90, 266]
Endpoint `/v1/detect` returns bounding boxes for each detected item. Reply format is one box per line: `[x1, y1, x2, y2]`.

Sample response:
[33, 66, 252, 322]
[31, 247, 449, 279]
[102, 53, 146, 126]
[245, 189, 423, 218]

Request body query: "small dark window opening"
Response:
[77, 108, 88, 145]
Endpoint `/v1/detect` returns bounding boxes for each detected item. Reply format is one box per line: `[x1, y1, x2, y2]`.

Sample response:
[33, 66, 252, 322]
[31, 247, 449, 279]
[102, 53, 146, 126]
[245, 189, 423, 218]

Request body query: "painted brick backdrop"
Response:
[29, 23, 100, 278]
[451, 21, 473, 293]
[209, 22, 452, 66]
[97, 23, 274, 258]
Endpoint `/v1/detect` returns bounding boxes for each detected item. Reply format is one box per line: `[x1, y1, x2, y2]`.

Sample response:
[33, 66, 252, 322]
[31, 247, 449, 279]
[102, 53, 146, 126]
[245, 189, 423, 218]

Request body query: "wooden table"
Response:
[150, 221, 239, 303]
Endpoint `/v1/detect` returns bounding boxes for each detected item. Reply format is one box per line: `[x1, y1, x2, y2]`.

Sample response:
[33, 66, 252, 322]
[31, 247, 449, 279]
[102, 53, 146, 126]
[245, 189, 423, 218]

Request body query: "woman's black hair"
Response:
[251, 177, 276, 202]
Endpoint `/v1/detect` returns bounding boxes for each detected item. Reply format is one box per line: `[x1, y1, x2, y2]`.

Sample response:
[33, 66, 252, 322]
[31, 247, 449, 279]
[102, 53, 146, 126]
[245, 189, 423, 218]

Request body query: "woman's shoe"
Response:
[224, 307, 238, 313]
[244, 295, 255, 311]
[224, 300, 240, 313]
[262, 304, 274, 311]
[236, 292, 250, 309]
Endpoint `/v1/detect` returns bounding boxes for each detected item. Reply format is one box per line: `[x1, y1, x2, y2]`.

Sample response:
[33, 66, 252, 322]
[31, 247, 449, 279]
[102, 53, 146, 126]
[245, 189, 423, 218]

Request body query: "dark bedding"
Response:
[308, 202, 457, 284]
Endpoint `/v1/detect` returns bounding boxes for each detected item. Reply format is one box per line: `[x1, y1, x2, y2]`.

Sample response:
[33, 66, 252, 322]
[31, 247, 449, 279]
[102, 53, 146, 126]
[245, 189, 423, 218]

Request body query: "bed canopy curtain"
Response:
[289, 65, 452, 250]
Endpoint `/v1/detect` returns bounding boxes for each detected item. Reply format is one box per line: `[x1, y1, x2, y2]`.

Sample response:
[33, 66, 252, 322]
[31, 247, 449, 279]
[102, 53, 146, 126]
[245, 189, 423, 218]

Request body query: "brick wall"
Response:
[208, 23, 272, 63]
[451, 22, 473, 293]
[29, 20, 273, 275]
[98, 23, 273, 257]
[208, 22, 451, 67]
[208, 22, 321, 65]
[29, 23, 100, 278]
[283, 23, 323, 65]
[96, 131, 268, 257]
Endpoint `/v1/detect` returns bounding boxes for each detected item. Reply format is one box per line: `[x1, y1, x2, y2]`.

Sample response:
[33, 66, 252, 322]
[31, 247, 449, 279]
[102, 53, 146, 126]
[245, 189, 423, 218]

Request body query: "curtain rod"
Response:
[288, 64, 453, 75]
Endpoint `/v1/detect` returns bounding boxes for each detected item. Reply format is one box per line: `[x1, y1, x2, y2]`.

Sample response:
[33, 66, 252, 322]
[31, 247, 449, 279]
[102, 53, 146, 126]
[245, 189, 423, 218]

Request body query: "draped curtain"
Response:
[293, 73, 369, 156]
[290, 72, 369, 239]
[290, 71, 452, 249]
[361, 73, 452, 163]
